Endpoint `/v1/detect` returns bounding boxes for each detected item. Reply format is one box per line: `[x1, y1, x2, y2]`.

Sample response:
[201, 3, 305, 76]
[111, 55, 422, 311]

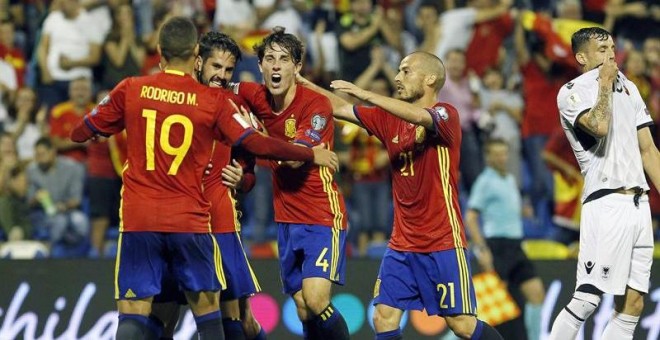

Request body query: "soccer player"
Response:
[298, 51, 503, 340]
[549, 27, 660, 340]
[69, 17, 338, 340]
[231, 28, 350, 339]
[151, 31, 266, 340]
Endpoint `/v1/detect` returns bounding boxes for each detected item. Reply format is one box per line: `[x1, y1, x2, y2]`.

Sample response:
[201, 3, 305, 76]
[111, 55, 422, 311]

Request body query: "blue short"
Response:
[278, 223, 346, 294]
[114, 232, 223, 300]
[373, 248, 477, 316]
[216, 232, 261, 300]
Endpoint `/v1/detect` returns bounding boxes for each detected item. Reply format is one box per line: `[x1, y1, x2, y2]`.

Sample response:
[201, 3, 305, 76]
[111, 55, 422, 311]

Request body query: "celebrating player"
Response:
[70, 17, 338, 340]
[299, 51, 503, 339]
[231, 28, 350, 339]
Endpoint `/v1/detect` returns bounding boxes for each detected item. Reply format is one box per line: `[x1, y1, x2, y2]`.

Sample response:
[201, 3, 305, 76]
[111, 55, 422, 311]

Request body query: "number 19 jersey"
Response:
[84, 70, 254, 233]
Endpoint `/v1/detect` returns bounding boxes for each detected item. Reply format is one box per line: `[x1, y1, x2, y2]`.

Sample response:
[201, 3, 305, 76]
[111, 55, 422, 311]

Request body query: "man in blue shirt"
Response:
[466, 138, 546, 340]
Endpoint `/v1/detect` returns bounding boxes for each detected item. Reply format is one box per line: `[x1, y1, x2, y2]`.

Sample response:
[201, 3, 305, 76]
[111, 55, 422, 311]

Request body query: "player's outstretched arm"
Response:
[638, 127, 660, 192]
[330, 80, 435, 129]
[296, 74, 361, 126]
[70, 119, 97, 142]
[239, 134, 338, 171]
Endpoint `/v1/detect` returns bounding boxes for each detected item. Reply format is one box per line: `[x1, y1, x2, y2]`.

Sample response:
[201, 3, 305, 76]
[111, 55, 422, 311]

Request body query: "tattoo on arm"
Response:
[585, 83, 612, 136]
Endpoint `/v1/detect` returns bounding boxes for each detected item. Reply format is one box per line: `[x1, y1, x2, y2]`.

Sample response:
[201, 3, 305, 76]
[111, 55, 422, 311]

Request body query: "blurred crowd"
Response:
[0, 0, 658, 259]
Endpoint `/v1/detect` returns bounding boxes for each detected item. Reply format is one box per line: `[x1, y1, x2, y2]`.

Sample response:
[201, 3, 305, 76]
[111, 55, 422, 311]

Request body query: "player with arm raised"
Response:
[298, 51, 503, 340]
[231, 28, 350, 339]
[69, 17, 337, 340]
[548, 27, 660, 340]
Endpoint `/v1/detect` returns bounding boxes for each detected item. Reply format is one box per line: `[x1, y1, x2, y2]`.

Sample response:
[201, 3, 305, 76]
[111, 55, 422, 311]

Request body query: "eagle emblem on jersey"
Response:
[415, 125, 426, 143]
[311, 114, 327, 131]
[285, 118, 297, 138]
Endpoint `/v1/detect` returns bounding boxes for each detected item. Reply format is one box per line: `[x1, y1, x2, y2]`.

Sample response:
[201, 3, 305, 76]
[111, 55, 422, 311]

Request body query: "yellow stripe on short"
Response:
[236, 232, 261, 292]
[114, 232, 123, 299]
[212, 236, 226, 289]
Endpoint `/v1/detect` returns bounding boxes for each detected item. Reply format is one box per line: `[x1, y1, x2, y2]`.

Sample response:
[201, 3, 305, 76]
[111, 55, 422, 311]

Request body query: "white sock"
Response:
[601, 312, 639, 340]
[548, 292, 600, 340]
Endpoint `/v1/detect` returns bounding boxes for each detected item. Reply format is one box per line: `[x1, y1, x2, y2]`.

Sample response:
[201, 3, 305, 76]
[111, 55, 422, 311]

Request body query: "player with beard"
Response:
[231, 28, 350, 340]
[150, 31, 266, 340]
[298, 51, 503, 340]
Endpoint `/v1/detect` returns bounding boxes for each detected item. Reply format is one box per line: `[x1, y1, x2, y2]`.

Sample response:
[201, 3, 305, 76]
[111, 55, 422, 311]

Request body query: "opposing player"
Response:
[231, 28, 350, 339]
[151, 31, 266, 340]
[549, 27, 659, 340]
[69, 17, 338, 340]
[298, 51, 503, 339]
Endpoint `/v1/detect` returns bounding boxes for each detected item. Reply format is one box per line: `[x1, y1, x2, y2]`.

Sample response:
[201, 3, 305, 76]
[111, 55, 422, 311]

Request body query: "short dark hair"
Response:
[419, 0, 442, 13]
[158, 16, 198, 62]
[571, 27, 611, 54]
[35, 136, 54, 149]
[253, 27, 304, 64]
[199, 31, 242, 63]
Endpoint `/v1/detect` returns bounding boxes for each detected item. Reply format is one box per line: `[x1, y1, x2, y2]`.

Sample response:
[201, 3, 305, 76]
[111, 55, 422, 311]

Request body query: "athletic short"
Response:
[216, 232, 261, 300]
[114, 232, 223, 300]
[488, 238, 537, 286]
[278, 223, 347, 294]
[373, 247, 477, 316]
[577, 193, 653, 295]
[87, 177, 122, 220]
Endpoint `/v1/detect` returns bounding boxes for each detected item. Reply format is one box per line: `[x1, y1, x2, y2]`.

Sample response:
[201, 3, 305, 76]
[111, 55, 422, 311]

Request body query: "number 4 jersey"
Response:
[83, 70, 254, 233]
[353, 103, 466, 253]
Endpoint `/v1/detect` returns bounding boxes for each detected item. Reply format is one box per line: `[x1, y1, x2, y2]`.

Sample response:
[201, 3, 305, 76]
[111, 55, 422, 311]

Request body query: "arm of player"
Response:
[71, 80, 128, 142]
[221, 99, 339, 171]
[330, 80, 435, 130]
[639, 127, 660, 192]
[575, 60, 618, 138]
[296, 74, 362, 126]
[465, 209, 494, 272]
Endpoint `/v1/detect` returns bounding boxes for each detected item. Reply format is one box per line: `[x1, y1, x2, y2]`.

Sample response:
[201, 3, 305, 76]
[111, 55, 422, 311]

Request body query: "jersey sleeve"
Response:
[628, 80, 654, 130]
[293, 96, 333, 147]
[467, 174, 488, 211]
[214, 94, 256, 146]
[353, 105, 389, 143]
[557, 81, 593, 129]
[84, 78, 129, 136]
[229, 82, 267, 119]
[425, 103, 460, 146]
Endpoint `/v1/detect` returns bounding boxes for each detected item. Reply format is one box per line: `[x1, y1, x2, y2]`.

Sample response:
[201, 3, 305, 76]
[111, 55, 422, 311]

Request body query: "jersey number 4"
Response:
[142, 109, 193, 175]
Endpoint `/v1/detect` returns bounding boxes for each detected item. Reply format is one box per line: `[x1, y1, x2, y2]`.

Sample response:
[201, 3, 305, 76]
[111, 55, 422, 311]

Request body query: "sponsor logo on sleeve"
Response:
[566, 82, 574, 89]
[228, 82, 240, 95]
[432, 107, 449, 122]
[585, 261, 595, 274]
[232, 114, 251, 129]
[311, 114, 327, 131]
[568, 93, 581, 106]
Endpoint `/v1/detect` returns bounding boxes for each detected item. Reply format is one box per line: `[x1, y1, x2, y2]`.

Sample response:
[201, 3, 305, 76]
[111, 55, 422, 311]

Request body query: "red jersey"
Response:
[354, 103, 466, 252]
[520, 62, 563, 138]
[233, 82, 347, 230]
[465, 14, 513, 77]
[84, 70, 254, 233]
[50, 101, 94, 163]
[0, 45, 26, 87]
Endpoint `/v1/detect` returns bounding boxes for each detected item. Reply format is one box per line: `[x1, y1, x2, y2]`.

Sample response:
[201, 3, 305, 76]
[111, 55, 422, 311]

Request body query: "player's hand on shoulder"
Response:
[311, 143, 338, 171]
[598, 58, 618, 85]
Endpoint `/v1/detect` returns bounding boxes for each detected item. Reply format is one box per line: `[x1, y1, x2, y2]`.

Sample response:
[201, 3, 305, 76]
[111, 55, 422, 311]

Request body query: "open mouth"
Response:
[271, 74, 282, 86]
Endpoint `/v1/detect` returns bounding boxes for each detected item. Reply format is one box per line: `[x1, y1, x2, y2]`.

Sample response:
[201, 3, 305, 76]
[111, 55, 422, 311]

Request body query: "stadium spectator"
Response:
[101, 4, 146, 90]
[5, 87, 47, 161]
[0, 133, 29, 241]
[604, 0, 660, 46]
[48, 77, 94, 164]
[465, 3, 515, 76]
[0, 58, 17, 131]
[255, 0, 304, 37]
[0, 20, 26, 87]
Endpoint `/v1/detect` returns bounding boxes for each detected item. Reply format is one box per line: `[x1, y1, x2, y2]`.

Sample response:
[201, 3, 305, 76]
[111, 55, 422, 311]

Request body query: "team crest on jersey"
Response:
[415, 125, 426, 143]
[311, 114, 327, 131]
[285, 117, 297, 138]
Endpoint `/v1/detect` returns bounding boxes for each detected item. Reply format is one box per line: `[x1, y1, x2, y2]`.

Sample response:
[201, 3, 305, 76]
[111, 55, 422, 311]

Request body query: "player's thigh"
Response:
[216, 232, 260, 302]
[578, 194, 639, 295]
[278, 223, 304, 295]
[410, 248, 477, 317]
[115, 232, 166, 302]
[298, 224, 347, 286]
[373, 248, 424, 312]
[168, 233, 223, 294]
[628, 198, 654, 295]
